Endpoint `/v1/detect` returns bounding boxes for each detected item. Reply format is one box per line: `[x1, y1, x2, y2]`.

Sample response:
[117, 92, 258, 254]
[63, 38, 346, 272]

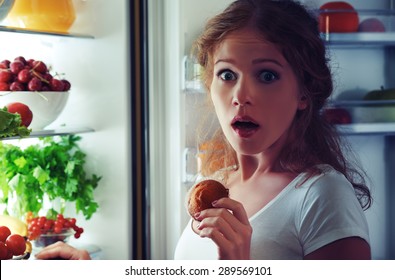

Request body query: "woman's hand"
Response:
[35, 241, 91, 260]
[193, 197, 252, 260]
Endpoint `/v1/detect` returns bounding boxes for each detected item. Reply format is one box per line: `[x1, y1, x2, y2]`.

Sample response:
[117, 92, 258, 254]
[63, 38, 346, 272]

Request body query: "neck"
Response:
[236, 132, 289, 182]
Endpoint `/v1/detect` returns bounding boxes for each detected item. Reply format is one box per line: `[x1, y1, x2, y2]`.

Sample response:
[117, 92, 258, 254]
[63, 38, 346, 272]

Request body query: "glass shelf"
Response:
[316, 8, 395, 47]
[1, 126, 94, 140]
[326, 99, 395, 126]
[0, 25, 94, 39]
[321, 32, 395, 47]
[337, 123, 395, 136]
[329, 99, 395, 107]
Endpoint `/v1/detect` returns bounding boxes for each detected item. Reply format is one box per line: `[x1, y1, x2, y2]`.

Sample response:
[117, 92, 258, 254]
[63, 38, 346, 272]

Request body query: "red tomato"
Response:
[5, 234, 26, 256]
[322, 108, 352, 124]
[319, 2, 359, 33]
[0, 226, 11, 242]
[6, 102, 33, 127]
[0, 241, 9, 260]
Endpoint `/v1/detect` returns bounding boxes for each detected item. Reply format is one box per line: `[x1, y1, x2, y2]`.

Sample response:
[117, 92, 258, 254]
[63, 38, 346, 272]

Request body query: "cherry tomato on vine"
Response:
[6, 234, 26, 256]
[0, 241, 9, 260]
[0, 226, 11, 242]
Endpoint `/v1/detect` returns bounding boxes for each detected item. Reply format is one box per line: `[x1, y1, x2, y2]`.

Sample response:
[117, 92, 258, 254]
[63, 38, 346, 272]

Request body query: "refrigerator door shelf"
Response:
[182, 147, 198, 183]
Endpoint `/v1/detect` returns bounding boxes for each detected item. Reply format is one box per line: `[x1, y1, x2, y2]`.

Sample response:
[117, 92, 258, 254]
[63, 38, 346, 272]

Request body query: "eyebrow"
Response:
[214, 58, 284, 67]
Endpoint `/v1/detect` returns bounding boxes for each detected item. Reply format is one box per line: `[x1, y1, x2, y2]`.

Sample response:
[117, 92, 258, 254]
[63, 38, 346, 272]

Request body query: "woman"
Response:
[173, 0, 371, 260]
[36, 0, 372, 260]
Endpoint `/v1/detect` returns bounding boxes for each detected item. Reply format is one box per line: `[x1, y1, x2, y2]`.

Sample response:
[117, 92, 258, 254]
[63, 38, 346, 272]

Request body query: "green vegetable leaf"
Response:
[14, 156, 27, 169]
[0, 107, 31, 138]
[0, 135, 101, 220]
[33, 166, 49, 185]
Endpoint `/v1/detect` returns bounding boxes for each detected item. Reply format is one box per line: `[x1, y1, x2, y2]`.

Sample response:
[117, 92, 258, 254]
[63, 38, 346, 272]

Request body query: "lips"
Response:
[231, 115, 260, 138]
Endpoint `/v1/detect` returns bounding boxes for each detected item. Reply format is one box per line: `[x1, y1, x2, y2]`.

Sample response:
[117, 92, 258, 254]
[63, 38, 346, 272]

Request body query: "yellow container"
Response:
[6, 0, 76, 32]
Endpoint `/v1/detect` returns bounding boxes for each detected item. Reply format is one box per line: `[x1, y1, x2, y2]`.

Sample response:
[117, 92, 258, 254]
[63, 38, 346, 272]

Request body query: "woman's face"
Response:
[209, 27, 307, 157]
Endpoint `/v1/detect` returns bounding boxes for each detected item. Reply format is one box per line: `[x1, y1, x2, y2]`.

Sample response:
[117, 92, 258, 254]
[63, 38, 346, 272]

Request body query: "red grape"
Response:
[9, 81, 25, 91]
[27, 59, 35, 68]
[14, 56, 27, 65]
[62, 79, 71, 91]
[17, 68, 32, 83]
[0, 81, 10, 91]
[10, 61, 24, 74]
[0, 59, 10, 69]
[28, 76, 42, 91]
[0, 69, 13, 82]
[32, 60, 47, 73]
[50, 78, 65, 91]
[0, 57, 71, 92]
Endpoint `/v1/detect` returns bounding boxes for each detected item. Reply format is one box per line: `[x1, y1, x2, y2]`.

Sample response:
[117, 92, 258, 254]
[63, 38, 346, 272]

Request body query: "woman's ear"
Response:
[298, 95, 308, 110]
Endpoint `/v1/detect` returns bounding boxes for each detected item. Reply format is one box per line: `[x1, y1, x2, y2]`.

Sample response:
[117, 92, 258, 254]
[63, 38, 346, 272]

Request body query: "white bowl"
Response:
[0, 91, 69, 130]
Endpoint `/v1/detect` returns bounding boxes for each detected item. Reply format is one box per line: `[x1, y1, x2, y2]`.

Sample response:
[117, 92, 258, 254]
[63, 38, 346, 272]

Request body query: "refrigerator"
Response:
[0, 0, 145, 259]
[1, 0, 394, 261]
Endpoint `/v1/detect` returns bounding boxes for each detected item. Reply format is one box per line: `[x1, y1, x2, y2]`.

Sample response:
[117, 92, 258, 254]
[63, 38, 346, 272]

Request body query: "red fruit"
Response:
[10, 61, 25, 74]
[7, 102, 33, 127]
[41, 85, 51, 91]
[0, 60, 10, 69]
[17, 68, 32, 83]
[5, 234, 26, 256]
[27, 59, 35, 68]
[9, 81, 25, 91]
[0, 226, 11, 242]
[0, 241, 9, 260]
[14, 56, 27, 65]
[42, 73, 53, 83]
[32, 60, 47, 73]
[358, 18, 386, 32]
[28, 77, 42, 91]
[61, 79, 71, 91]
[4, 247, 13, 259]
[0, 69, 13, 82]
[322, 107, 352, 124]
[0, 81, 10, 91]
[50, 78, 65, 91]
[319, 2, 359, 33]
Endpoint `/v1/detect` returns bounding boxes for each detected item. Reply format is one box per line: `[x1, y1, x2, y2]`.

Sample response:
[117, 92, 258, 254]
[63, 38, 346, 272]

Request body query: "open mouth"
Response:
[231, 116, 260, 137]
[232, 120, 259, 130]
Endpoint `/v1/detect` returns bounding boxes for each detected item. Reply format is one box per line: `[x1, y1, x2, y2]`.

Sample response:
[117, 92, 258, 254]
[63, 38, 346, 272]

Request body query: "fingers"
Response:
[198, 216, 252, 259]
[195, 197, 249, 229]
[212, 197, 249, 225]
[35, 241, 91, 260]
[195, 198, 252, 259]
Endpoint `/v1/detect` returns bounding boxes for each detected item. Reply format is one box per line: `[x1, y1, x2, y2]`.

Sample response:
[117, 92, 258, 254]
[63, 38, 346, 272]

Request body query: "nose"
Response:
[232, 77, 252, 107]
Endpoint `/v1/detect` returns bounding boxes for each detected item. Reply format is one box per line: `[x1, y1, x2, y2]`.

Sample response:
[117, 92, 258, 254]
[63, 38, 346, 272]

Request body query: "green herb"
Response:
[0, 135, 101, 220]
[0, 107, 31, 138]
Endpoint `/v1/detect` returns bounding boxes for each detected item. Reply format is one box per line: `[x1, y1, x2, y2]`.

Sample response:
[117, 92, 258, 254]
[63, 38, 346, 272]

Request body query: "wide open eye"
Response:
[218, 69, 237, 81]
[258, 70, 279, 83]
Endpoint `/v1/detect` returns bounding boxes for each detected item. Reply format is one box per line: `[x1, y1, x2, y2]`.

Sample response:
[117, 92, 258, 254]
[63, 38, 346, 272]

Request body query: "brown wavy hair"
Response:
[193, 0, 372, 210]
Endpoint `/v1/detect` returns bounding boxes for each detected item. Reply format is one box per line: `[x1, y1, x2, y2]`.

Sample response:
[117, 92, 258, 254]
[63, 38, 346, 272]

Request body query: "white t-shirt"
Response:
[174, 165, 370, 260]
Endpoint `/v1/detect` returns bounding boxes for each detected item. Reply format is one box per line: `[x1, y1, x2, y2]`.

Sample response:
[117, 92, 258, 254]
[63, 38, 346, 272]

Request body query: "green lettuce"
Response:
[0, 107, 31, 138]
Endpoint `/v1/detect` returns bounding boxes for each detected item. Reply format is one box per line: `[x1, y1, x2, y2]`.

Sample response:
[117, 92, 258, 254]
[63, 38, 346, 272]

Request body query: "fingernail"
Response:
[194, 212, 200, 219]
[212, 200, 218, 206]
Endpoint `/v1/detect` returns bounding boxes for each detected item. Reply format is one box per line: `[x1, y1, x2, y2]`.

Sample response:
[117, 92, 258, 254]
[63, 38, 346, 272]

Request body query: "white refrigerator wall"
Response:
[0, 0, 132, 259]
[152, 0, 392, 259]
